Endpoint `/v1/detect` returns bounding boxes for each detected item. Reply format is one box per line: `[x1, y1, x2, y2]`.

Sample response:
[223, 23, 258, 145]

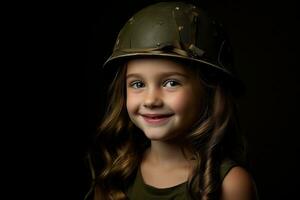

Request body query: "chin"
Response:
[142, 129, 171, 141]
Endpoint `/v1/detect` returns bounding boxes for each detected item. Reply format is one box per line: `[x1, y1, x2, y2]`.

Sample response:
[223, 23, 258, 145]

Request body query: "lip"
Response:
[140, 113, 174, 125]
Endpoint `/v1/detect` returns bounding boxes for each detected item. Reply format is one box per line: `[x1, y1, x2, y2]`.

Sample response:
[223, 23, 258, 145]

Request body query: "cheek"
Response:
[166, 89, 202, 114]
[126, 92, 139, 114]
[167, 91, 193, 112]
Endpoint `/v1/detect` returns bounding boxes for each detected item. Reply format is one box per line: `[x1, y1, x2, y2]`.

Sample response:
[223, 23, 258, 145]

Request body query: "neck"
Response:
[145, 140, 193, 167]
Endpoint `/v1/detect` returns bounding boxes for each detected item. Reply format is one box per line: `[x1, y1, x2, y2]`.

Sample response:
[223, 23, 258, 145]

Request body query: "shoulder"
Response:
[221, 166, 259, 200]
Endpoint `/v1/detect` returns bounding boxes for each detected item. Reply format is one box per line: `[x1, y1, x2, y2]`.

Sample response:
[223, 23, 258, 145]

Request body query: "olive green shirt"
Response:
[126, 160, 237, 200]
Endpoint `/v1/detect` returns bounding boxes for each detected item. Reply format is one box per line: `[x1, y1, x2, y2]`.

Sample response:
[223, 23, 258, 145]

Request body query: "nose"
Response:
[143, 88, 163, 109]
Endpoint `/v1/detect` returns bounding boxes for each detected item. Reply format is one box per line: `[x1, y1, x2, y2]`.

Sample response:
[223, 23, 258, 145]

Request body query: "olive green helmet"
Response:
[103, 1, 244, 94]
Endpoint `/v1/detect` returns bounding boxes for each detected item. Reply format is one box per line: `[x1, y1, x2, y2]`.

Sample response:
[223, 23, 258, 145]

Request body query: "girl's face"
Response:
[126, 58, 203, 141]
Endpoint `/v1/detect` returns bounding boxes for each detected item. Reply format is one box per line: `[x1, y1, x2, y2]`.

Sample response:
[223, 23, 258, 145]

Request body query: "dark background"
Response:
[10, 0, 297, 199]
[4, 0, 297, 199]
[82, 0, 300, 199]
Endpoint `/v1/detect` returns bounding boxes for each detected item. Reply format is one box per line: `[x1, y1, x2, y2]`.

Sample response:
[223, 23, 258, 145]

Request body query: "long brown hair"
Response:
[86, 60, 246, 200]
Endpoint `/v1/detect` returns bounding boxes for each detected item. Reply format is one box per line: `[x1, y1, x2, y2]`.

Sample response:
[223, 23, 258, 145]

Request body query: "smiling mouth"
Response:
[140, 114, 174, 125]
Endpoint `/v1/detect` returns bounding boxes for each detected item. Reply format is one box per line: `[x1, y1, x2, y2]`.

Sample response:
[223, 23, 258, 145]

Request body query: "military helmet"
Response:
[103, 1, 244, 94]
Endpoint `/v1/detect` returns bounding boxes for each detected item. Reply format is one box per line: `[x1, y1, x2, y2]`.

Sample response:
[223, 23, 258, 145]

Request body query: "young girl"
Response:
[86, 1, 258, 200]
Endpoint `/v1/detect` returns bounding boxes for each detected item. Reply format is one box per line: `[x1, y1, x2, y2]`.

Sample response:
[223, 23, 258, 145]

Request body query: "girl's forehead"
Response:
[126, 58, 193, 75]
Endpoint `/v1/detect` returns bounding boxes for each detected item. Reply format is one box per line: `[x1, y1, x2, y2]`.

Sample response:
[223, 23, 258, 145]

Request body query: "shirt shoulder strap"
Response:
[220, 159, 238, 181]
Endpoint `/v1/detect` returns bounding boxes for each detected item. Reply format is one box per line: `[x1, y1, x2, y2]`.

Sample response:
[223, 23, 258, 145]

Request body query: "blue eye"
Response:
[130, 81, 145, 89]
[163, 80, 180, 88]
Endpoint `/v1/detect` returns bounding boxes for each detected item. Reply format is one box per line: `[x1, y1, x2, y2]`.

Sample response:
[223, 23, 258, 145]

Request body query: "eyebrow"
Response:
[126, 72, 189, 79]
